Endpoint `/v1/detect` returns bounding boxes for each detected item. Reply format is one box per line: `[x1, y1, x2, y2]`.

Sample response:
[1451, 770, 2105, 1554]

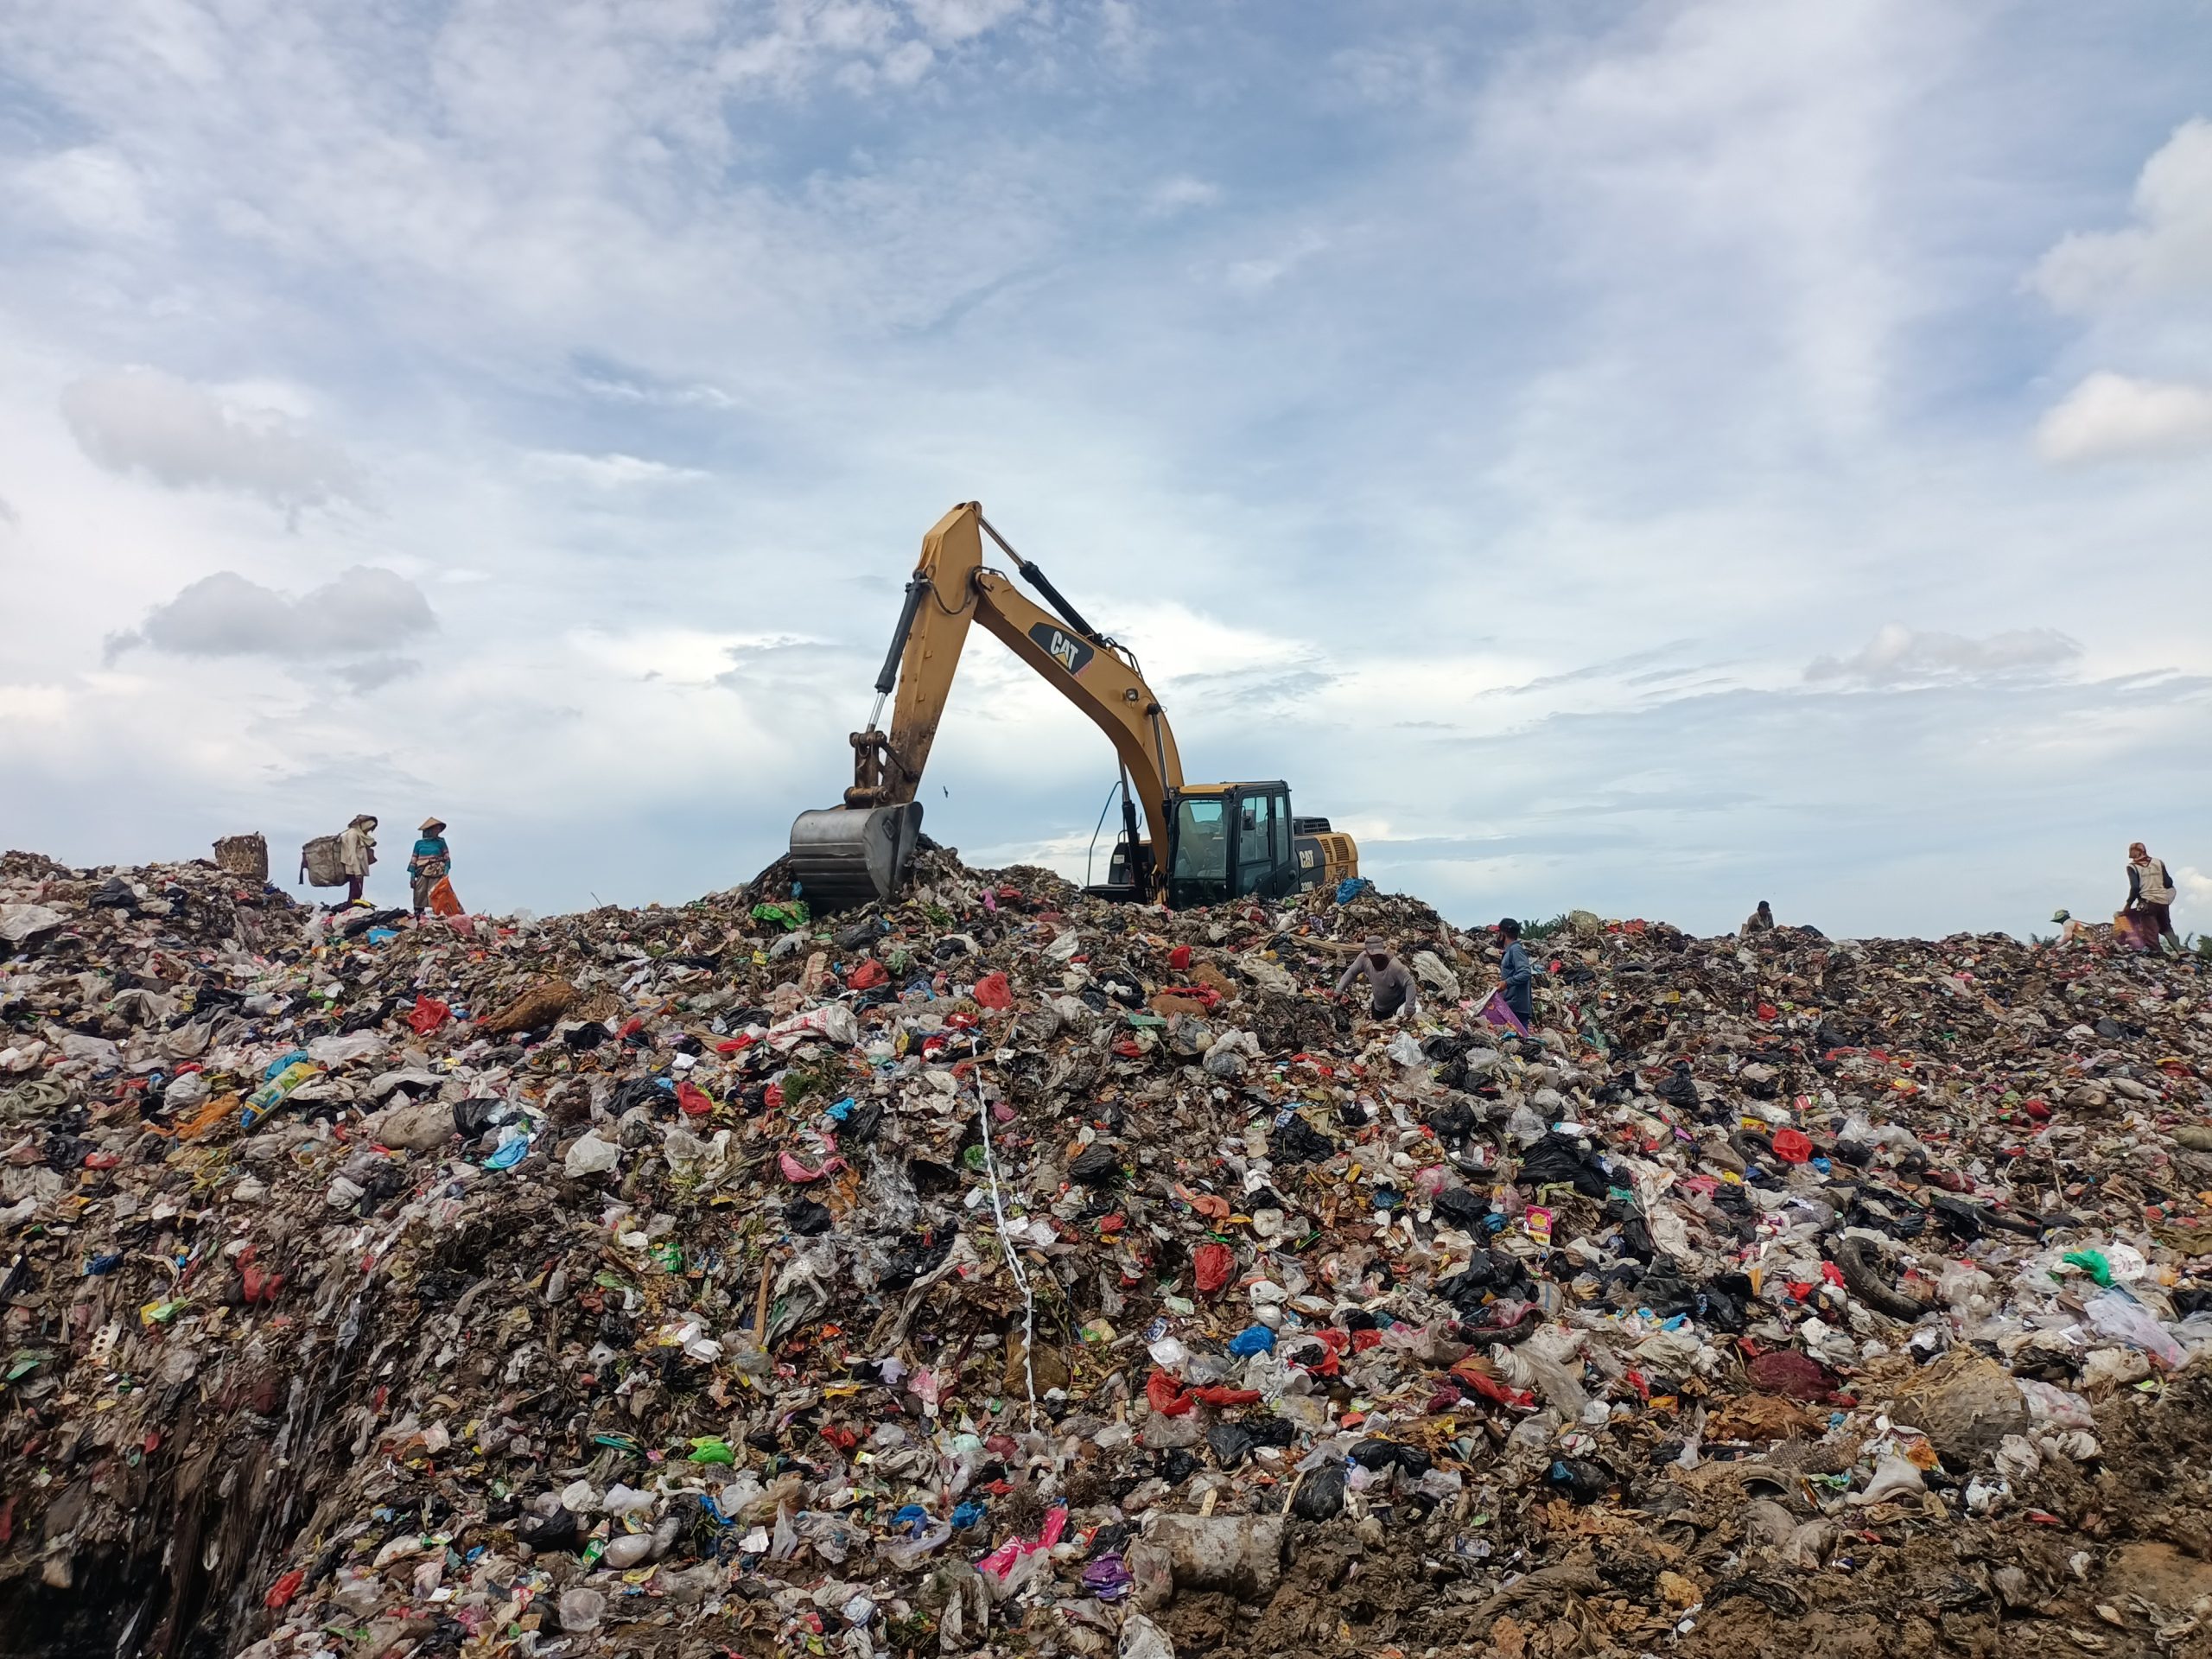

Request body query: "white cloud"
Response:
[2178, 866, 2212, 916]
[2033, 118, 2212, 313]
[58, 367, 361, 516]
[105, 566, 435, 667]
[526, 451, 713, 487]
[1092, 0, 1132, 48]
[315, 568, 440, 655]
[880, 39, 937, 86]
[2037, 372, 2212, 463]
[13, 146, 156, 238]
[1329, 42, 1453, 109]
[715, 0, 958, 92]
[1805, 623, 2082, 687]
[907, 0, 1026, 44]
[1145, 175, 1221, 217]
[1475, 1, 1950, 448]
[570, 626, 827, 686]
[1224, 229, 1327, 292]
[578, 371, 741, 410]
[0, 683, 70, 724]
[330, 656, 423, 692]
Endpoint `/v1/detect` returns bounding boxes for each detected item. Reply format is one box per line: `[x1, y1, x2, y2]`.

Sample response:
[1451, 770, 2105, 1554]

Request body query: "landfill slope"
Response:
[5, 846, 2212, 1659]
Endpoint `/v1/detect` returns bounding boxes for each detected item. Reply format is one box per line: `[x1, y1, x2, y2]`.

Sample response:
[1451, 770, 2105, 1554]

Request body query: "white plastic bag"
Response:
[1121, 1611, 1178, 1659]
[563, 1133, 621, 1178]
[768, 1003, 861, 1051]
[2085, 1288, 2185, 1368]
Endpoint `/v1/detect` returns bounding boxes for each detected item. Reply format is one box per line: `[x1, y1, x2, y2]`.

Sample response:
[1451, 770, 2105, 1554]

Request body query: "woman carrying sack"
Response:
[410, 817, 454, 918]
[338, 815, 378, 906]
[2125, 841, 2181, 954]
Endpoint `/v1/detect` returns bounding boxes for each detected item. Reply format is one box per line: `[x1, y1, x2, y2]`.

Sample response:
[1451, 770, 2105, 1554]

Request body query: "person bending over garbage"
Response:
[337, 814, 378, 906]
[410, 817, 452, 917]
[1741, 899, 1775, 938]
[1335, 935, 1420, 1021]
[1497, 918, 1535, 1029]
[2126, 842, 2181, 954]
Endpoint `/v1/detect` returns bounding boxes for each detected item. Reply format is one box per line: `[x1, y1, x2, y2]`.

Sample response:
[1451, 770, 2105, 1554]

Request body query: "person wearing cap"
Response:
[1497, 918, 1535, 1028]
[337, 814, 378, 906]
[2125, 842, 2181, 953]
[409, 817, 452, 918]
[2050, 908, 2093, 947]
[1334, 936, 1420, 1021]
[1740, 899, 1775, 938]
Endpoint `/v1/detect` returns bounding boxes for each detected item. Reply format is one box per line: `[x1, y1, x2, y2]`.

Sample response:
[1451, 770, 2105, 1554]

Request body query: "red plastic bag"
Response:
[409, 995, 451, 1034]
[427, 876, 464, 918]
[1770, 1128, 1812, 1163]
[1186, 1384, 1261, 1407]
[973, 971, 1014, 1010]
[677, 1081, 714, 1117]
[1168, 944, 1192, 971]
[1146, 1370, 1193, 1416]
[1193, 1243, 1236, 1295]
[847, 958, 888, 990]
[1450, 1364, 1536, 1411]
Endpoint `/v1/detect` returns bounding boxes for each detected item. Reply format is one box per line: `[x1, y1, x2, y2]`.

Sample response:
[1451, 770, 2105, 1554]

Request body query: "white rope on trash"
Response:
[974, 1065, 1039, 1425]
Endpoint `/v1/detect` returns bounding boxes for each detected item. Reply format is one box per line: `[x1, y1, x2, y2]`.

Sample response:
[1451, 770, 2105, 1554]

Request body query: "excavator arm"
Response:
[789, 502, 1184, 907]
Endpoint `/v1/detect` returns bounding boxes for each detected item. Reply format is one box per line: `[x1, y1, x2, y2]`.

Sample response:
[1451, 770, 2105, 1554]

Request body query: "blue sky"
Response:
[2, 1, 2209, 937]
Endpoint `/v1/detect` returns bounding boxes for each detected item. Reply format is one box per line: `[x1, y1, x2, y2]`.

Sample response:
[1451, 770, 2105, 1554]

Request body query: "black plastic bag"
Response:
[1068, 1144, 1122, 1185]
[1291, 1462, 1346, 1520]
[1426, 1099, 1478, 1145]
[452, 1098, 504, 1138]
[1520, 1132, 1611, 1200]
[1206, 1422, 1255, 1467]
[514, 1507, 582, 1551]
[1431, 1186, 1490, 1231]
[1545, 1457, 1612, 1503]
[1268, 1116, 1338, 1165]
[1349, 1438, 1401, 1471]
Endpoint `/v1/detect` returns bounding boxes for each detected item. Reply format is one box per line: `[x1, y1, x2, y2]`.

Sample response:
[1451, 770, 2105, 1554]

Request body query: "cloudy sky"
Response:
[2, 1, 2209, 938]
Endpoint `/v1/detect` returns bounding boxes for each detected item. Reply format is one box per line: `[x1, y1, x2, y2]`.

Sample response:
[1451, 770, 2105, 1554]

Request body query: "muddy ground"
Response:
[1135, 1374, 2212, 1659]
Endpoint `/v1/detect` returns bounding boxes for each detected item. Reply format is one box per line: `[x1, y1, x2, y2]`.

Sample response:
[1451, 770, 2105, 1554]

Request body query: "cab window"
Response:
[1236, 791, 1276, 893]
[1173, 798, 1229, 880]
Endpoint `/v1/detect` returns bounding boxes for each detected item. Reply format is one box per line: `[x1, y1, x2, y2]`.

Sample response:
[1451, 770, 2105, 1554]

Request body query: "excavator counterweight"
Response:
[785, 503, 1357, 910]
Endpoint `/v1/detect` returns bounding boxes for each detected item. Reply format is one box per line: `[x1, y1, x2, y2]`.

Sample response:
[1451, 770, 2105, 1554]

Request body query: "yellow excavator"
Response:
[787, 502, 1358, 911]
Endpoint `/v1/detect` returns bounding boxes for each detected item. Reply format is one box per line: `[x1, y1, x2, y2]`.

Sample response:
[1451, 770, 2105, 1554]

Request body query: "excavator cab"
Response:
[1094, 783, 1356, 907]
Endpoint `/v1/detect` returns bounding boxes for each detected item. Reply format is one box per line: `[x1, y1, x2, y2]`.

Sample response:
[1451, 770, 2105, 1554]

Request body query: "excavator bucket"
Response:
[785, 803, 924, 912]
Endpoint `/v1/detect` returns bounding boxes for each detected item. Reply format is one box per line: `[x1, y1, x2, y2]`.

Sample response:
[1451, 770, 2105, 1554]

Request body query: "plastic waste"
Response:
[2085, 1288, 2185, 1368]
[1121, 1611, 1179, 1659]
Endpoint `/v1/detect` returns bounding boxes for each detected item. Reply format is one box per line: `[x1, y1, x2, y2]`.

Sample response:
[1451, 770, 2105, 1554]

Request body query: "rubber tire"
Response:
[1835, 1234, 1934, 1321]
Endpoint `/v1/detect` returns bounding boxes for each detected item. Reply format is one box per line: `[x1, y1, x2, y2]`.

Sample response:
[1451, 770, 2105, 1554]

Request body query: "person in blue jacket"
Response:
[409, 817, 452, 917]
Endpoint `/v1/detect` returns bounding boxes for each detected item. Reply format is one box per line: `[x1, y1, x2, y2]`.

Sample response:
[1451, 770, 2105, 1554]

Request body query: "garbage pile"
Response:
[5, 841, 2212, 1659]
